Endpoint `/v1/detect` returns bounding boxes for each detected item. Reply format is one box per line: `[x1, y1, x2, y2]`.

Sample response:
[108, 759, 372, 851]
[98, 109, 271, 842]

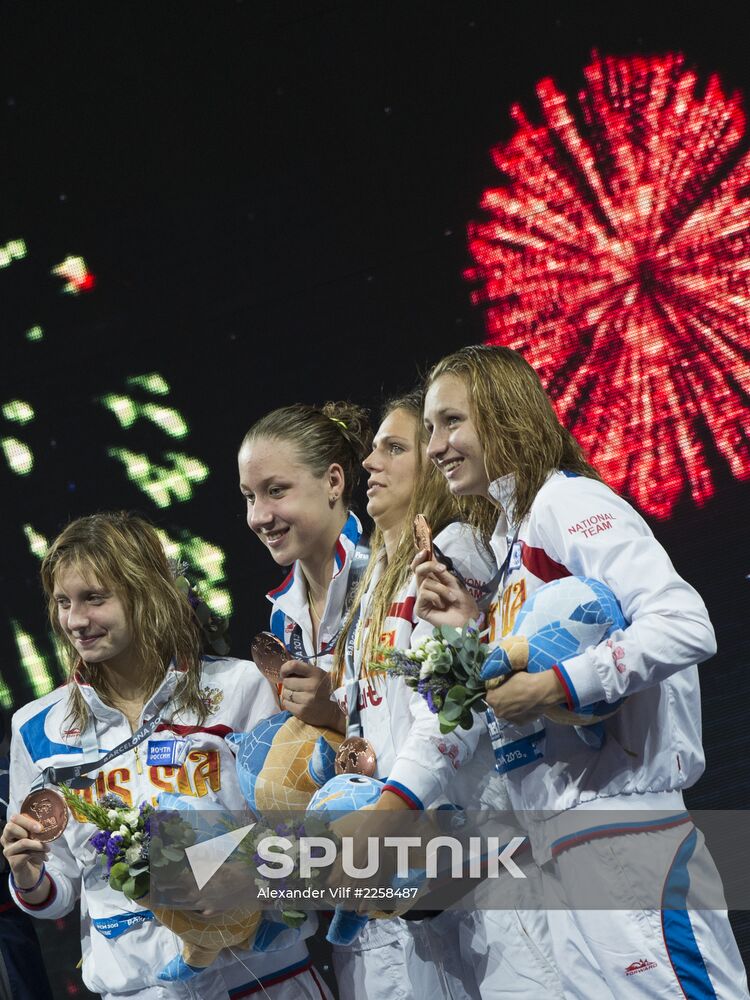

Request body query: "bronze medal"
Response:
[335, 736, 377, 777]
[413, 514, 433, 560]
[251, 631, 290, 685]
[20, 788, 68, 843]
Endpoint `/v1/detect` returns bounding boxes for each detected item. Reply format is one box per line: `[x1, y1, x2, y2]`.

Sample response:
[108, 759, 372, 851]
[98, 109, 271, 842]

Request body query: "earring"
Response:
[329, 494, 338, 508]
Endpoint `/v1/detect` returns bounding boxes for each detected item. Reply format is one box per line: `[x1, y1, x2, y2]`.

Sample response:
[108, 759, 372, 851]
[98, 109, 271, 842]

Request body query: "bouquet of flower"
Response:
[60, 787, 262, 982]
[235, 814, 335, 930]
[378, 622, 489, 734]
[60, 788, 195, 901]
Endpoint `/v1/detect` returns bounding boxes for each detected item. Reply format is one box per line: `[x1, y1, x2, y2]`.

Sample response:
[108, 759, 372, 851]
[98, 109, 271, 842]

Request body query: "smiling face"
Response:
[238, 436, 345, 566]
[362, 407, 422, 534]
[54, 567, 134, 672]
[424, 373, 490, 497]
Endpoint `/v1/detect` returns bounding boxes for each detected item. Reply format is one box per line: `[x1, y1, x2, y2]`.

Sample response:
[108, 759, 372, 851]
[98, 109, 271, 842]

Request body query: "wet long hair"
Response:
[240, 401, 372, 508]
[426, 345, 601, 526]
[40, 511, 206, 731]
[331, 390, 493, 685]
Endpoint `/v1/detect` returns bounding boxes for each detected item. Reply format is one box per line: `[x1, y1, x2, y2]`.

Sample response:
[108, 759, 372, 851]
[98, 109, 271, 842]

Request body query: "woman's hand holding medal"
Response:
[1, 811, 52, 905]
[411, 515, 480, 628]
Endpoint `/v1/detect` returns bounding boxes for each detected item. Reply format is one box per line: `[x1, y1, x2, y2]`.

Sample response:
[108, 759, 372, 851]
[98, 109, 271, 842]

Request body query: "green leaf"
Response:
[441, 699, 463, 723]
[447, 684, 469, 702]
[438, 626, 460, 645]
[438, 716, 458, 734]
[128, 872, 150, 900]
[281, 909, 307, 928]
[109, 862, 129, 891]
[121, 876, 138, 900]
[458, 710, 474, 730]
[160, 845, 185, 863]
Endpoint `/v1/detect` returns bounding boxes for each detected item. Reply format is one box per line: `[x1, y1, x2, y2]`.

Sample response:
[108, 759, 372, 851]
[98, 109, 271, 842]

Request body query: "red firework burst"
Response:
[466, 52, 750, 518]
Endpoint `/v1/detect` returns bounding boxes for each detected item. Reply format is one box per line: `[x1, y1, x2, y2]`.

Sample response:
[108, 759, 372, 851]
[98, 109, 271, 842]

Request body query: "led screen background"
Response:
[1, 3, 748, 995]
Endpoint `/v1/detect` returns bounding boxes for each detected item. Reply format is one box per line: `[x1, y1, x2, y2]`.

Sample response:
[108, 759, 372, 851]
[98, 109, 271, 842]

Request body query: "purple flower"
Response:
[105, 834, 124, 871]
[426, 690, 438, 714]
[89, 830, 109, 853]
[98, 792, 126, 809]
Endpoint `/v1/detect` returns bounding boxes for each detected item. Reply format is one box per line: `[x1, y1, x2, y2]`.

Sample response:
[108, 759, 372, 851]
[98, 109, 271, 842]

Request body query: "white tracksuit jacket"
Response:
[7, 656, 301, 998]
[332, 522, 563, 1000]
[484, 470, 716, 860]
[266, 512, 363, 670]
[331, 521, 502, 810]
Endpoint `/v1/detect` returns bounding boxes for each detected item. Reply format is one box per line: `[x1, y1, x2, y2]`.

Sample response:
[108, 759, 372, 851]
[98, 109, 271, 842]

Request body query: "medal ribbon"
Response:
[432, 524, 521, 610]
[35, 711, 167, 791]
[342, 603, 365, 739]
[286, 541, 369, 662]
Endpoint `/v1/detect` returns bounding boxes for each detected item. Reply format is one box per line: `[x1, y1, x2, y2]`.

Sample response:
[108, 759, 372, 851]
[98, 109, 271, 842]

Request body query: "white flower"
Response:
[123, 809, 140, 829]
[419, 661, 433, 680]
[424, 638, 443, 656]
[125, 844, 142, 865]
[411, 646, 427, 661]
[107, 809, 119, 823]
[119, 825, 131, 838]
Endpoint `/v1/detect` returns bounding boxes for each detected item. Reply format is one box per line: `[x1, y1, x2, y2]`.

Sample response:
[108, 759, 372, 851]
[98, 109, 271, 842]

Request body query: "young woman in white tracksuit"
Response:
[0, 512, 326, 1000]
[238, 401, 373, 716]
[414, 344, 749, 1000]
[328, 392, 563, 1000]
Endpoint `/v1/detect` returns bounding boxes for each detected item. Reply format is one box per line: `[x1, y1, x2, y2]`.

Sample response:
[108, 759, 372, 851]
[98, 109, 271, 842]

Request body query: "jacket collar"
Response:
[266, 512, 363, 632]
[488, 473, 517, 528]
[74, 661, 186, 726]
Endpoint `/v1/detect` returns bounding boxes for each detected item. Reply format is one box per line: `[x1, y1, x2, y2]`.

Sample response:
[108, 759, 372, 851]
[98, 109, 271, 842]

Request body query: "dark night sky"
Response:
[1, 3, 749, 981]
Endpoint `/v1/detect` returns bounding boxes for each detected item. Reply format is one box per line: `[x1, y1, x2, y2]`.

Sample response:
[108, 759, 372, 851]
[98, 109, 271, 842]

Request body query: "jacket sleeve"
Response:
[383, 523, 497, 808]
[8, 714, 81, 919]
[533, 476, 716, 711]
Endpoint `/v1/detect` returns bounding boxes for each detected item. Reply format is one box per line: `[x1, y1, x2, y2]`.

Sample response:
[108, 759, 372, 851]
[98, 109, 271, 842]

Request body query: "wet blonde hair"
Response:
[427, 345, 601, 525]
[40, 511, 206, 731]
[240, 402, 372, 507]
[331, 390, 491, 685]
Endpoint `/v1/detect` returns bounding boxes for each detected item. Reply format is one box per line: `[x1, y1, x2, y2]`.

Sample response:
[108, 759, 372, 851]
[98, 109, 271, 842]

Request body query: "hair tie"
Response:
[330, 417, 347, 431]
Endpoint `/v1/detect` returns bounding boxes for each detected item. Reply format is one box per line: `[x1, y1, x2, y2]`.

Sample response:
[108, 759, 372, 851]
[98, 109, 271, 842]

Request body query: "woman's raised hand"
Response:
[411, 550, 480, 628]
[1, 812, 51, 904]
